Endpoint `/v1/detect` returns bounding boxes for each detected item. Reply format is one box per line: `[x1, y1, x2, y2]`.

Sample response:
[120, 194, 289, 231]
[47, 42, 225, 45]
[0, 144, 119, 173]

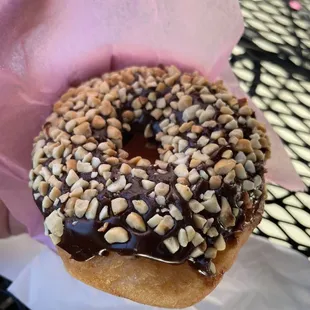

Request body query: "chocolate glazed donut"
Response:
[29, 66, 270, 308]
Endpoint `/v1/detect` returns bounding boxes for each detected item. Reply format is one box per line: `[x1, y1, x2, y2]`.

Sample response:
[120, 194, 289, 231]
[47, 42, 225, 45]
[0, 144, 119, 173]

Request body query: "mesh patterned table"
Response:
[231, 0, 310, 259]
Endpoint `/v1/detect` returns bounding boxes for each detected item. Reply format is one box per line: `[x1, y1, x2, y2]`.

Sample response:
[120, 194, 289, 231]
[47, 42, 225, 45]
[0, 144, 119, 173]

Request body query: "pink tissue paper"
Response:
[0, 0, 304, 244]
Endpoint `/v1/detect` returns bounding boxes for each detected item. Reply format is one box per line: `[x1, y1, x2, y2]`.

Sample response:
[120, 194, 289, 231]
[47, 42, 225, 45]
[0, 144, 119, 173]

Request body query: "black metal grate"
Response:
[231, 0, 310, 258]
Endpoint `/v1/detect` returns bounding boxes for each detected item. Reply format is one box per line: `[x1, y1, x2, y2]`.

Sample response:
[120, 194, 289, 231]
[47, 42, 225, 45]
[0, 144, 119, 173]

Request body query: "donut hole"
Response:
[122, 132, 159, 163]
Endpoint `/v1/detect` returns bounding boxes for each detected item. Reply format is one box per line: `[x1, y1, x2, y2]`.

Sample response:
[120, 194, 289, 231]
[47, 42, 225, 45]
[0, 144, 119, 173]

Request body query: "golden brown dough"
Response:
[58, 196, 263, 308]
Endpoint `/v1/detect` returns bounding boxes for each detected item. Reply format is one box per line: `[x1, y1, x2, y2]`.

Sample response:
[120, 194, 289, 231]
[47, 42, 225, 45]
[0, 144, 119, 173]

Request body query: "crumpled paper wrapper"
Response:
[2, 234, 310, 310]
[0, 0, 307, 303]
[0, 0, 304, 242]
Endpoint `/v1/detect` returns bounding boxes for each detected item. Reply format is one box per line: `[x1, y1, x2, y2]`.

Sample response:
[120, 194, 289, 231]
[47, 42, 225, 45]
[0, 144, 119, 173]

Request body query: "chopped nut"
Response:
[211, 130, 223, 140]
[97, 222, 109, 233]
[144, 124, 153, 138]
[202, 143, 219, 155]
[49, 234, 61, 245]
[154, 182, 170, 196]
[175, 183, 193, 201]
[90, 115, 105, 130]
[183, 105, 200, 122]
[189, 169, 200, 184]
[151, 108, 163, 120]
[42, 196, 53, 209]
[200, 94, 216, 103]
[214, 234, 226, 251]
[220, 197, 236, 228]
[209, 175, 222, 189]
[107, 175, 126, 193]
[49, 187, 61, 201]
[205, 247, 217, 259]
[71, 135, 87, 145]
[83, 142, 97, 151]
[174, 164, 189, 178]
[75, 199, 89, 218]
[169, 204, 183, 220]
[163, 237, 180, 254]
[247, 152, 257, 162]
[99, 206, 109, 220]
[189, 199, 204, 213]
[52, 144, 65, 159]
[214, 159, 236, 175]
[38, 181, 49, 196]
[254, 175, 262, 187]
[178, 228, 188, 247]
[122, 110, 135, 122]
[235, 151, 247, 164]
[63, 197, 76, 217]
[202, 194, 221, 213]
[65, 119, 77, 133]
[245, 160, 256, 173]
[45, 210, 64, 237]
[81, 189, 97, 201]
[70, 186, 83, 198]
[243, 180, 255, 191]
[142, 180, 156, 190]
[52, 163, 63, 176]
[154, 215, 174, 235]
[111, 197, 128, 215]
[235, 164, 247, 180]
[48, 175, 62, 189]
[104, 227, 129, 244]
[155, 195, 166, 205]
[126, 212, 146, 232]
[99, 100, 112, 116]
[185, 225, 196, 242]
[177, 177, 189, 185]
[107, 126, 122, 140]
[147, 214, 163, 228]
[74, 146, 88, 160]
[193, 214, 207, 229]
[177, 95, 193, 111]
[40, 167, 52, 181]
[167, 125, 179, 136]
[107, 118, 122, 129]
[73, 122, 92, 137]
[239, 105, 253, 116]
[189, 158, 201, 168]
[218, 114, 233, 124]
[124, 183, 132, 190]
[207, 226, 219, 237]
[59, 193, 69, 203]
[119, 163, 131, 175]
[137, 158, 151, 167]
[209, 262, 217, 274]
[77, 161, 93, 173]
[179, 121, 193, 133]
[105, 157, 119, 165]
[197, 136, 210, 148]
[222, 150, 233, 159]
[85, 198, 99, 220]
[190, 247, 204, 258]
[131, 168, 148, 179]
[192, 232, 204, 247]
[98, 164, 111, 176]
[132, 200, 148, 214]
[224, 169, 236, 184]
[235, 139, 253, 153]
[66, 159, 77, 171]
[66, 170, 79, 186]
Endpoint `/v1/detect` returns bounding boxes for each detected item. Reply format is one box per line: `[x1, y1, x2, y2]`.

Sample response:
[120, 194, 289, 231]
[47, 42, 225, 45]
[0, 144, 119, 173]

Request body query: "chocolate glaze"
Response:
[33, 67, 268, 276]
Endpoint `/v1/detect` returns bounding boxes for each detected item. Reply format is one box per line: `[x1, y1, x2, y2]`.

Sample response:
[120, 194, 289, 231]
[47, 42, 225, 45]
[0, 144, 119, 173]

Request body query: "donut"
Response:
[29, 65, 270, 308]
